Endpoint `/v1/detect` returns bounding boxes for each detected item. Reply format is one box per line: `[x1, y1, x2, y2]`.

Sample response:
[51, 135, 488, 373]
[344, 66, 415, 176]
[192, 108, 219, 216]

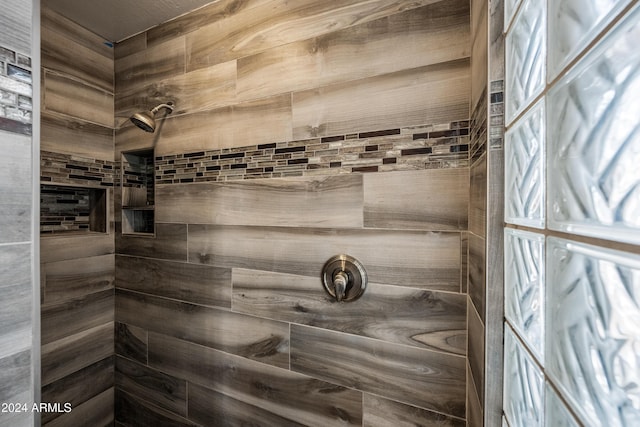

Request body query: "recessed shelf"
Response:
[121, 149, 155, 235]
[40, 184, 107, 234]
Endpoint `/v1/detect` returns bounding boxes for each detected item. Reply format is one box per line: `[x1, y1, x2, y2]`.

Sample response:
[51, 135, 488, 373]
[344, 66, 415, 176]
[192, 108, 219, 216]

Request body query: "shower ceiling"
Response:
[44, 0, 220, 42]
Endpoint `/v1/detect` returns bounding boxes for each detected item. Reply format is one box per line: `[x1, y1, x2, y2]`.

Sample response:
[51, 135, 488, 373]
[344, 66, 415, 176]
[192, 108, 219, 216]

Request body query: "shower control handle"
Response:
[333, 270, 349, 302]
[322, 255, 367, 302]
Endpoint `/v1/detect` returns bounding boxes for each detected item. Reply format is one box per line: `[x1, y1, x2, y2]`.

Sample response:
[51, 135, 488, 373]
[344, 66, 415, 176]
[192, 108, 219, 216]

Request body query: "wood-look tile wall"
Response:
[40, 7, 116, 426]
[112, 0, 471, 425]
[114, 0, 470, 156]
[0, 1, 36, 425]
[467, 0, 505, 426]
[116, 169, 469, 425]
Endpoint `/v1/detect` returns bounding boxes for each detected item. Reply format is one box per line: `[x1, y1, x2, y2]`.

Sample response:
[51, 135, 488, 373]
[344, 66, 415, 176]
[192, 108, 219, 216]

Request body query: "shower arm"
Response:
[150, 103, 175, 114]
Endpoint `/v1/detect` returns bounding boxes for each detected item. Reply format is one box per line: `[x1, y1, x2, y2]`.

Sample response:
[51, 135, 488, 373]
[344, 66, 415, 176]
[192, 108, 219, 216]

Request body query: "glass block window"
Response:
[548, 0, 634, 80]
[504, 229, 544, 361]
[546, 238, 640, 426]
[505, 0, 546, 124]
[547, 4, 640, 245]
[503, 325, 544, 427]
[504, 100, 545, 228]
[545, 383, 580, 427]
[503, 2, 640, 427]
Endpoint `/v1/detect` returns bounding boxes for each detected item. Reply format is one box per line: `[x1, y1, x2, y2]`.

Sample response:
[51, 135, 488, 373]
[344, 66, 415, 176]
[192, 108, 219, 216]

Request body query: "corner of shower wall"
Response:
[39, 5, 116, 426]
[468, 0, 506, 426]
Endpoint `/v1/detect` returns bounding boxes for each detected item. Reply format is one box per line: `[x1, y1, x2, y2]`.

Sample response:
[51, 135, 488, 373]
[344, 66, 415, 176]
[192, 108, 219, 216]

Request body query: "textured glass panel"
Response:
[503, 325, 544, 427]
[505, 0, 546, 124]
[545, 383, 580, 427]
[548, 0, 633, 80]
[505, 0, 523, 29]
[505, 100, 545, 227]
[546, 238, 640, 427]
[504, 229, 544, 361]
[547, 5, 640, 245]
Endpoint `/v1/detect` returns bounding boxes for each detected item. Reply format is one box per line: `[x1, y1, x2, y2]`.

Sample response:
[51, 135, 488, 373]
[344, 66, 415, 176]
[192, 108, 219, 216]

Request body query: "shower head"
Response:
[130, 102, 175, 133]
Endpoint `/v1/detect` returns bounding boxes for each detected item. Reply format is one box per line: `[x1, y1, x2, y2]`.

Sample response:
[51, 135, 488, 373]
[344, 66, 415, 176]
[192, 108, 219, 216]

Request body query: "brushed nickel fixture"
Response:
[130, 101, 175, 133]
[322, 254, 367, 302]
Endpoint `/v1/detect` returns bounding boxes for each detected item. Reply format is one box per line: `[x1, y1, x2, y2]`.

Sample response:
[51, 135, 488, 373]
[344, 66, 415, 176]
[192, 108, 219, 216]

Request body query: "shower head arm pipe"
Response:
[150, 102, 175, 114]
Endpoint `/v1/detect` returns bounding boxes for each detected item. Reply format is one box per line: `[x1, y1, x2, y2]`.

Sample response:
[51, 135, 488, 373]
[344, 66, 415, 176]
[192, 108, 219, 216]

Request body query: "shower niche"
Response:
[121, 148, 155, 235]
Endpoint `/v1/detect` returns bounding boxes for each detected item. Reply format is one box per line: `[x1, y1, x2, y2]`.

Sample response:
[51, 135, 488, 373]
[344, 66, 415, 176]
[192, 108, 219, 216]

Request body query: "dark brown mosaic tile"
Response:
[358, 129, 400, 138]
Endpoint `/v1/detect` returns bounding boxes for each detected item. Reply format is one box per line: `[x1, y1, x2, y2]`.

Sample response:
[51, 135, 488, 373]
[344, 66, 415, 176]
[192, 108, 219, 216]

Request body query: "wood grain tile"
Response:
[156, 174, 364, 228]
[186, 0, 445, 72]
[237, 0, 470, 101]
[114, 32, 146, 60]
[469, 152, 486, 237]
[0, 350, 30, 403]
[115, 322, 147, 364]
[44, 388, 114, 427]
[41, 7, 113, 59]
[485, 146, 505, 427]
[363, 394, 465, 427]
[116, 223, 187, 261]
[0, 1, 31, 54]
[115, 106, 233, 157]
[116, 289, 289, 368]
[115, 60, 236, 121]
[467, 296, 485, 405]
[41, 356, 113, 424]
[115, 37, 185, 95]
[189, 225, 461, 292]
[40, 233, 114, 263]
[0, 131, 32, 244]
[41, 322, 114, 386]
[291, 325, 466, 418]
[116, 255, 231, 308]
[41, 13, 113, 92]
[0, 244, 31, 359]
[232, 93, 293, 146]
[43, 254, 115, 304]
[115, 389, 197, 427]
[41, 112, 115, 162]
[232, 269, 466, 355]
[468, 232, 486, 322]
[364, 169, 469, 230]
[44, 71, 114, 127]
[188, 382, 309, 427]
[292, 59, 470, 139]
[466, 363, 483, 427]
[148, 332, 363, 426]
[41, 288, 114, 345]
[116, 356, 186, 416]
[470, 0, 488, 110]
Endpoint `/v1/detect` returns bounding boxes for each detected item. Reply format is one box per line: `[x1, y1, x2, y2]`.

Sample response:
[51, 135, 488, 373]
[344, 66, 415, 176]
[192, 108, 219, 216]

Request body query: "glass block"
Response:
[547, 4, 640, 245]
[505, 99, 545, 227]
[545, 383, 580, 427]
[548, 0, 633, 80]
[504, 228, 544, 361]
[503, 325, 544, 427]
[505, 0, 523, 29]
[546, 238, 640, 426]
[505, 0, 546, 124]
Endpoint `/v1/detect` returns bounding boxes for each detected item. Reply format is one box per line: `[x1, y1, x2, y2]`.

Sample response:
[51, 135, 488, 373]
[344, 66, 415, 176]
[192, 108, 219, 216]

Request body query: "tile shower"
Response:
[38, 0, 475, 425]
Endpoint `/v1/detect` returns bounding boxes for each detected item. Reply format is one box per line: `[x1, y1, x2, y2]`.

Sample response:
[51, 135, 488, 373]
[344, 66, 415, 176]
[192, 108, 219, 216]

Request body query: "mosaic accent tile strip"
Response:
[41, 150, 117, 187]
[155, 121, 470, 184]
[40, 184, 91, 233]
[546, 238, 640, 427]
[0, 43, 32, 134]
[490, 79, 504, 150]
